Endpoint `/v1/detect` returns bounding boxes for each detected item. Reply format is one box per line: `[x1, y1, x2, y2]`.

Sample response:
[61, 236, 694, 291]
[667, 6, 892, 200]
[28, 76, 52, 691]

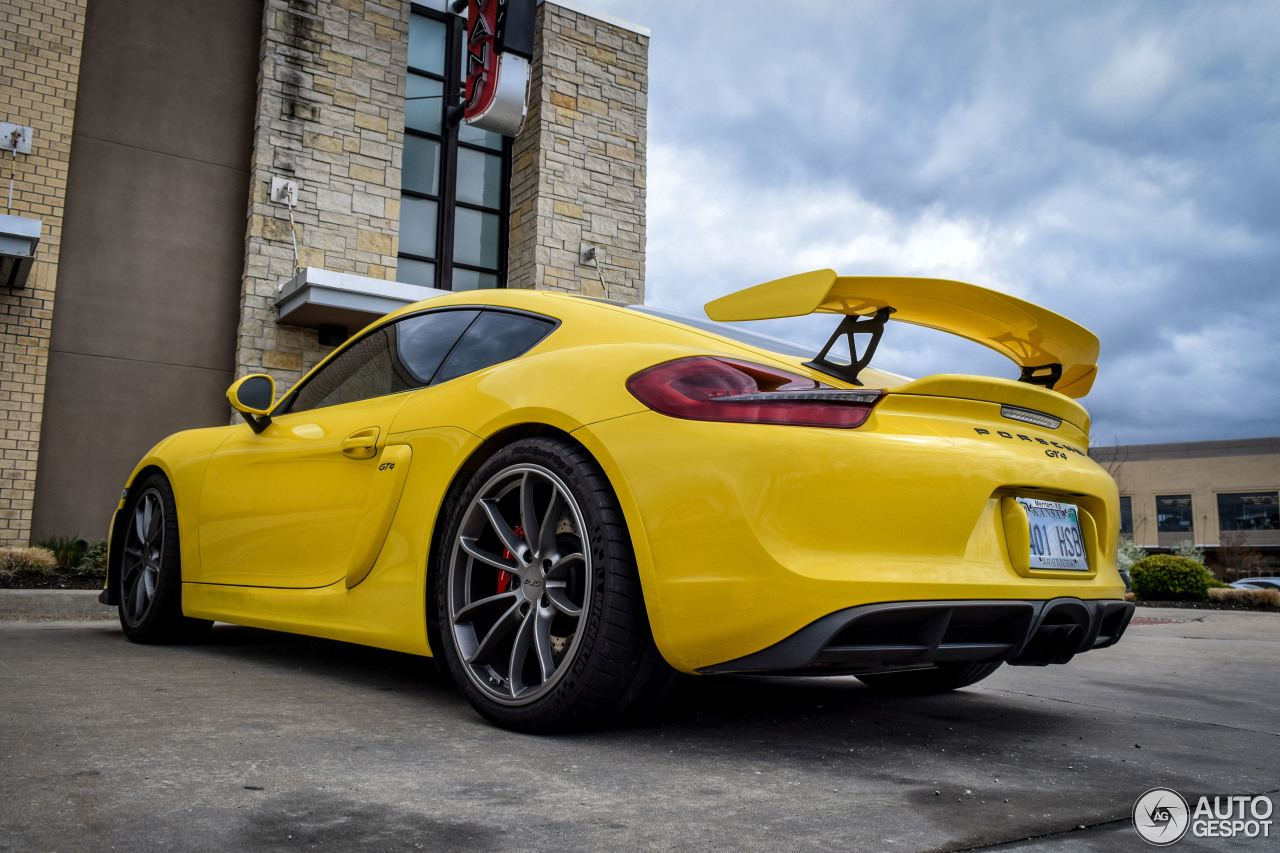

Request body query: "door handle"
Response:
[340, 427, 380, 459]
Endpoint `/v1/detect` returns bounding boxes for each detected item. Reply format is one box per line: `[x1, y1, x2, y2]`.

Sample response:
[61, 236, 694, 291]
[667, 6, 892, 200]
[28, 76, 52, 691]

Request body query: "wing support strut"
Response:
[802, 307, 893, 386]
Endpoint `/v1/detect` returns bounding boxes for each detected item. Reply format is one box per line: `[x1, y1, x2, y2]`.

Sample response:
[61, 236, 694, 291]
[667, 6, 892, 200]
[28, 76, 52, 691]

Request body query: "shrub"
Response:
[1129, 554, 1217, 602]
[77, 540, 109, 580]
[0, 546, 58, 577]
[1208, 587, 1280, 608]
[37, 536, 89, 571]
[1217, 531, 1266, 577]
[1116, 538, 1148, 573]
[1170, 540, 1206, 566]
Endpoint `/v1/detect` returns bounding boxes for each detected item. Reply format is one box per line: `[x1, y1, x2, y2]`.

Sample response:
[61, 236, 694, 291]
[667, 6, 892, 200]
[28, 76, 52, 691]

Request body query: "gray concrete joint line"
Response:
[978, 686, 1280, 738]
[942, 787, 1280, 853]
[936, 814, 1130, 853]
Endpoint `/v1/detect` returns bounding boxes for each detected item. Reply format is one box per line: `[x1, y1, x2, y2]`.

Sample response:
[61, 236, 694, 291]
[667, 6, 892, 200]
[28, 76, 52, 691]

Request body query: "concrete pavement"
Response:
[1, 606, 1277, 851]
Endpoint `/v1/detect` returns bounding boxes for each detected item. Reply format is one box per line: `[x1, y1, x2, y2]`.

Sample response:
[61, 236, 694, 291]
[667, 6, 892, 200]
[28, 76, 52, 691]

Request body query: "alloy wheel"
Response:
[447, 464, 592, 705]
[120, 488, 165, 626]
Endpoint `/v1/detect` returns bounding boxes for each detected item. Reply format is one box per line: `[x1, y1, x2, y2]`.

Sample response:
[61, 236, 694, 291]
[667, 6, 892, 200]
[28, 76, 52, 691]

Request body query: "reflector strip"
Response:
[1000, 405, 1062, 429]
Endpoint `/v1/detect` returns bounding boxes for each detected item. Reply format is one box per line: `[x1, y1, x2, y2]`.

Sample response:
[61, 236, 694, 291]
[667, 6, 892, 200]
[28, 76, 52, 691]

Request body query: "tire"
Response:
[435, 436, 672, 732]
[117, 473, 212, 644]
[855, 661, 1002, 695]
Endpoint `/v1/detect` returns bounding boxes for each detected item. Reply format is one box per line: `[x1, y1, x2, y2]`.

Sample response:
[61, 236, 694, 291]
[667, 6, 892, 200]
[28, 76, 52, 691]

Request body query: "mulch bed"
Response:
[0, 568, 105, 591]
[1135, 599, 1279, 612]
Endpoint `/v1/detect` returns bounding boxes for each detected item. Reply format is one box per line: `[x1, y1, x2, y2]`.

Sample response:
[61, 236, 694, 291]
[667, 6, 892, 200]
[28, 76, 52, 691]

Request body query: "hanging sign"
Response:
[463, 0, 534, 137]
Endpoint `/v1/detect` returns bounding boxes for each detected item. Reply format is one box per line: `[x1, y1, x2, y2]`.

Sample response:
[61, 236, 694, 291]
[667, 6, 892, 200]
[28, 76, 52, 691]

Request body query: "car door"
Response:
[197, 309, 480, 588]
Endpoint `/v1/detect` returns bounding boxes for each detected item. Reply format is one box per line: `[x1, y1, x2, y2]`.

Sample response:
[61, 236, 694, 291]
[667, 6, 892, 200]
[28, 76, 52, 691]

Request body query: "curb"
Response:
[0, 589, 115, 621]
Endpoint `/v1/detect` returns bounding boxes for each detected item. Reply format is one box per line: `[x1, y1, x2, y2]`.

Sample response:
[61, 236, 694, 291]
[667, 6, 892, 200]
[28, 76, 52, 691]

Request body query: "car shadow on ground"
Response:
[118, 622, 1078, 749]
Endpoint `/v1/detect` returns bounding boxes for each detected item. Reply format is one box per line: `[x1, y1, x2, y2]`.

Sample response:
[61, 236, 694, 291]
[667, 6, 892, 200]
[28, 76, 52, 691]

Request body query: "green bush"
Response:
[36, 536, 88, 571]
[1129, 554, 1217, 601]
[77, 540, 109, 580]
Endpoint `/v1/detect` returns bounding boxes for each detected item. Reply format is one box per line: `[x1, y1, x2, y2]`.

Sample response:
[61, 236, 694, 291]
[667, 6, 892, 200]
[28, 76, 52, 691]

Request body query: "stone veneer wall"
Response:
[0, 0, 86, 545]
[508, 2, 648, 302]
[236, 0, 649, 395]
[236, 0, 408, 394]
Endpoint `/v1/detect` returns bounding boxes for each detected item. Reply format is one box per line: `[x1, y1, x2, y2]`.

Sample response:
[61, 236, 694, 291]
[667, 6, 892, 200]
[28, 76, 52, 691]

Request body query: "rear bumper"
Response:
[700, 597, 1135, 674]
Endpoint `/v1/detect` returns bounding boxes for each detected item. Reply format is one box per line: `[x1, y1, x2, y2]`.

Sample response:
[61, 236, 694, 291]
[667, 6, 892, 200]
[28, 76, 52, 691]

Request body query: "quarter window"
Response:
[1155, 495, 1193, 534]
[1217, 492, 1279, 531]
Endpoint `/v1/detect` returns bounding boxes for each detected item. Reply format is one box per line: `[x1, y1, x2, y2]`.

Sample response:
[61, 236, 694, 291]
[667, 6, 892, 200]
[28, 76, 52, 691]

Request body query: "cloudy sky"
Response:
[586, 0, 1280, 446]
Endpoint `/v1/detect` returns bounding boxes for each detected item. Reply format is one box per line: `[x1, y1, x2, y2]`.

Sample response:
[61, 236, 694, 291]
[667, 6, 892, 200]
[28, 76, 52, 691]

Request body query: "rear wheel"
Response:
[855, 661, 1002, 694]
[117, 473, 211, 644]
[436, 436, 672, 731]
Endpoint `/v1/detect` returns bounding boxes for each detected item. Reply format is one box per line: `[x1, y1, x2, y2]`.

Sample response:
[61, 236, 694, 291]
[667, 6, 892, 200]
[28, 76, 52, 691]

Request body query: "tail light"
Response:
[626, 357, 883, 429]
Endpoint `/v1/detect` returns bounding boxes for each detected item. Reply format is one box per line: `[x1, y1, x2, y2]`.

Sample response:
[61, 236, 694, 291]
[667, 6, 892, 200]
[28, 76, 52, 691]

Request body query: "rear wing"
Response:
[704, 269, 1099, 398]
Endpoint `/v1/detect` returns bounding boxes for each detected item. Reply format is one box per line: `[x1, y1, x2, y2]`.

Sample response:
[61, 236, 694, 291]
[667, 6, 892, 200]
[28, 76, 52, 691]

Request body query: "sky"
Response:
[586, 0, 1280, 446]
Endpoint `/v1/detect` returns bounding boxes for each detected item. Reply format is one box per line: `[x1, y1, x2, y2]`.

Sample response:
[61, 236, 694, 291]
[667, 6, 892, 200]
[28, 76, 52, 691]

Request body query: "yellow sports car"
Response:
[101, 269, 1133, 731]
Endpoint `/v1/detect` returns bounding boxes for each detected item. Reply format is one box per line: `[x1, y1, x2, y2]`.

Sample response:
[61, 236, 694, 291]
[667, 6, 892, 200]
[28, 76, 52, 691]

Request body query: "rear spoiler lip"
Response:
[889, 374, 1091, 435]
[704, 269, 1099, 399]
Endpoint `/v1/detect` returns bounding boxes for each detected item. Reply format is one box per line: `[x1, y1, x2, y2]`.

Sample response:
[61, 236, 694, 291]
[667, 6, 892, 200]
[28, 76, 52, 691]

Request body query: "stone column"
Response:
[508, 1, 649, 303]
[235, 0, 408, 395]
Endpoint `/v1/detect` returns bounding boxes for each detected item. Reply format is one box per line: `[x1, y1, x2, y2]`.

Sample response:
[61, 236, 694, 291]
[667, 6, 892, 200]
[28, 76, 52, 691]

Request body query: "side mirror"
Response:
[227, 374, 276, 433]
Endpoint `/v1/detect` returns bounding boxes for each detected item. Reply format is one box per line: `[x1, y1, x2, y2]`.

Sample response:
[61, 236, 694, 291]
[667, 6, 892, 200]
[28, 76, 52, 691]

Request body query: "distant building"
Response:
[1090, 437, 1280, 568]
[0, 0, 648, 545]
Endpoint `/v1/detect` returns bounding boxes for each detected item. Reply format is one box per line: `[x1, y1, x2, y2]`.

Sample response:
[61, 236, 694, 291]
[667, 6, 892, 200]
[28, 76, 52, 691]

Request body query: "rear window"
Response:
[627, 305, 816, 359]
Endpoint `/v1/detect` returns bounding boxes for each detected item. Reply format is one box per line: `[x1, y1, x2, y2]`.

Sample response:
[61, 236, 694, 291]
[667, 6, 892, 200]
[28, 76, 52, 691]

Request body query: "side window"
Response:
[434, 311, 556, 383]
[287, 309, 479, 413]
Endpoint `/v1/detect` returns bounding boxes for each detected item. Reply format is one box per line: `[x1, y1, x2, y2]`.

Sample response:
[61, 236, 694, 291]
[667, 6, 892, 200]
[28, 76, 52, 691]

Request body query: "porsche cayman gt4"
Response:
[101, 269, 1134, 731]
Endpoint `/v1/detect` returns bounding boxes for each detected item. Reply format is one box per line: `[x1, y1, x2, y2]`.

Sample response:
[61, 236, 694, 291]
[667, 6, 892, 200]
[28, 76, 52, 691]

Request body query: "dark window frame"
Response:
[401, 4, 512, 292]
[1216, 491, 1280, 532]
[1119, 495, 1133, 537]
[1155, 494, 1194, 534]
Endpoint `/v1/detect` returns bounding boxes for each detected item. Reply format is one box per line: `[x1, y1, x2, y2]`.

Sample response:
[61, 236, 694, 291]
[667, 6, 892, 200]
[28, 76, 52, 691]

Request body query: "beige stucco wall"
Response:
[1097, 441, 1280, 549]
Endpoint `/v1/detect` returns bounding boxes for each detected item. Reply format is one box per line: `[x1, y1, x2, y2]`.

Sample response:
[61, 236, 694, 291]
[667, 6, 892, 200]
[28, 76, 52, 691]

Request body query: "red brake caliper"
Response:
[497, 525, 524, 593]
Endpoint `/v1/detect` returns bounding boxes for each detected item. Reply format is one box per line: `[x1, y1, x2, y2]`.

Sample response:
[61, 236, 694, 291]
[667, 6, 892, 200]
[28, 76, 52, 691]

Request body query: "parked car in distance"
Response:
[1229, 577, 1280, 590]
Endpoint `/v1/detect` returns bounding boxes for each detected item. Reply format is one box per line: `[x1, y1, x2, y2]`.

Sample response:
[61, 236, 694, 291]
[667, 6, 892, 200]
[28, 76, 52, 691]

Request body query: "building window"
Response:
[1119, 496, 1133, 537]
[1156, 494, 1193, 535]
[399, 5, 510, 291]
[1217, 492, 1279, 531]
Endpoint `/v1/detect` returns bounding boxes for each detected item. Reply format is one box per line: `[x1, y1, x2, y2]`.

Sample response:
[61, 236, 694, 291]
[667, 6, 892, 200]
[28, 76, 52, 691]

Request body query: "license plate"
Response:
[1017, 497, 1089, 571]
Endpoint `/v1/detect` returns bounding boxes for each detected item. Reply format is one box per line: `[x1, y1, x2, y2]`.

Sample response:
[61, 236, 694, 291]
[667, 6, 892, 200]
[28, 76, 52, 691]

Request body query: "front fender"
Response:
[104, 424, 241, 604]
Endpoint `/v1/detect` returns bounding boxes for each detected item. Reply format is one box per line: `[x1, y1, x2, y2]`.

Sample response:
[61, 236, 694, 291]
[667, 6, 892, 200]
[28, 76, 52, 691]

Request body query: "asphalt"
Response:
[1, 595, 1277, 852]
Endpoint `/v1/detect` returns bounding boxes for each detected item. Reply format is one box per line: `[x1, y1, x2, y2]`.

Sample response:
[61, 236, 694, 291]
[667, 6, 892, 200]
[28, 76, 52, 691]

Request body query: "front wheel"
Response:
[435, 437, 672, 731]
[117, 473, 211, 644]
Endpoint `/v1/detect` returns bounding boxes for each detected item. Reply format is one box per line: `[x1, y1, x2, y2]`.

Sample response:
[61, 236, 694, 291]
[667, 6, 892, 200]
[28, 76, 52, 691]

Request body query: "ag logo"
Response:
[1134, 787, 1190, 845]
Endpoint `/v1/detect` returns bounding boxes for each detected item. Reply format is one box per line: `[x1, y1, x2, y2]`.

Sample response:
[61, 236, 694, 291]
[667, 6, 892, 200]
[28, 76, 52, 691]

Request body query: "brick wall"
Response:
[236, 0, 408, 395]
[508, 2, 648, 302]
[0, 0, 86, 546]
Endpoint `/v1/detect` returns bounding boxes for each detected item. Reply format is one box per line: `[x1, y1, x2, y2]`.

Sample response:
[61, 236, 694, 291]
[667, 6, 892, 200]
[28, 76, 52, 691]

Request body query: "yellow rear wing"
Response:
[704, 269, 1099, 398]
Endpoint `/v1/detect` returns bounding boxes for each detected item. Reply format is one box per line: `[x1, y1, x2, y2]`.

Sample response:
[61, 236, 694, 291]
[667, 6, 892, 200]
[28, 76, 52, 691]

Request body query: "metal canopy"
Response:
[275, 267, 449, 334]
[0, 213, 41, 290]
